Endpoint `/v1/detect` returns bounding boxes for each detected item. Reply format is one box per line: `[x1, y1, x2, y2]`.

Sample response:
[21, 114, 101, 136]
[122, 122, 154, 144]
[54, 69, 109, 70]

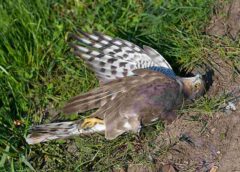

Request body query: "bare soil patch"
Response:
[206, 0, 240, 40]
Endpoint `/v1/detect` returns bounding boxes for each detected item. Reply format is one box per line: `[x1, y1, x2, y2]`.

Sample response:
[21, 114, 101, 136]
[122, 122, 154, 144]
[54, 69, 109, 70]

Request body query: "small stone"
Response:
[210, 128, 216, 134]
[225, 102, 236, 111]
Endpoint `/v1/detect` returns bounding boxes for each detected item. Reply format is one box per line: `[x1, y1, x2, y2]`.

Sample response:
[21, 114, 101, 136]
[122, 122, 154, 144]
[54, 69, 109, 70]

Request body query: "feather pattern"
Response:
[68, 30, 175, 82]
[63, 69, 151, 115]
[26, 121, 105, 144]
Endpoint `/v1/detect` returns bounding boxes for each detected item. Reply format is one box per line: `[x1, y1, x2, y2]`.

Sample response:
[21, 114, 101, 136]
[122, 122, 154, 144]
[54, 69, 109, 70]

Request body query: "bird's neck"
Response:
[176, 77, 192, 99]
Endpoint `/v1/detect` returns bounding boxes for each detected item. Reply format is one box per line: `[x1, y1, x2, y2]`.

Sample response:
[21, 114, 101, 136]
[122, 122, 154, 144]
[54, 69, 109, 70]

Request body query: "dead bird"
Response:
[26, 30, 205, 144]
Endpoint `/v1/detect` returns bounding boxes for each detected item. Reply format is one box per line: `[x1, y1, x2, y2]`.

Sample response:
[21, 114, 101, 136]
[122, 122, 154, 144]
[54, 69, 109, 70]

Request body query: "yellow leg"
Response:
[81, 117, 104, 129]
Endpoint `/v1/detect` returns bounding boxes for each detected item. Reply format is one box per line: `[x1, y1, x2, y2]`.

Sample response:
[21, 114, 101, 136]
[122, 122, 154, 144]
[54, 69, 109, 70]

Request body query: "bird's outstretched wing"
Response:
[63, 69, 167, 114]
[68, 30, 175, 83]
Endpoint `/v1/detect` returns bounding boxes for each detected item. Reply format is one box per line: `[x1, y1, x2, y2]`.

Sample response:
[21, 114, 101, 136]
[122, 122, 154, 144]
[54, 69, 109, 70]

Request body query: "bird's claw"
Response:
[81, 118, 104, 129]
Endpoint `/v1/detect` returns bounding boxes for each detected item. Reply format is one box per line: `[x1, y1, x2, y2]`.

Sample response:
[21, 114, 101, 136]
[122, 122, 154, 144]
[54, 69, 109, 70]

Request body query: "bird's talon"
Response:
[81, 118, 104, 129]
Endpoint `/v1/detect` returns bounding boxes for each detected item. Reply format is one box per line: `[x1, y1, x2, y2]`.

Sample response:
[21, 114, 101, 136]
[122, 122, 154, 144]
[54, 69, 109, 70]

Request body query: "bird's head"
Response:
[178, 74, 205, 100]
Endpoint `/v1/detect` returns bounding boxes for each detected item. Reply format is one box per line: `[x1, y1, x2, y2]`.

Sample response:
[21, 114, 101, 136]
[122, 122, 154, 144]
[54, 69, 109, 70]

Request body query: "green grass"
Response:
[1, 0, 238, 171]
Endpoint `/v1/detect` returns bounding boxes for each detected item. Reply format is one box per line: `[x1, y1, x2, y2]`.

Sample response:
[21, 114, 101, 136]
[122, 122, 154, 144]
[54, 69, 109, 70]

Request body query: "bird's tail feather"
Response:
[26, 121, 105, 145]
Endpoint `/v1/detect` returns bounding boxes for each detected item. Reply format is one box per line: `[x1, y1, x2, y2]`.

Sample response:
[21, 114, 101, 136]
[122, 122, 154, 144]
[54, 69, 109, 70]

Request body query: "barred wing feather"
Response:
[68, 30, 175, 82]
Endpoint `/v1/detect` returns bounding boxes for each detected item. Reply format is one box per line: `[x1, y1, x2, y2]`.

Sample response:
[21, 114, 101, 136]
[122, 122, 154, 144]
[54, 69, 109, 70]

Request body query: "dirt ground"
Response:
[157, 0, 240, 171]
[120, 0, 240, 171]
[206, 0, 240, 40]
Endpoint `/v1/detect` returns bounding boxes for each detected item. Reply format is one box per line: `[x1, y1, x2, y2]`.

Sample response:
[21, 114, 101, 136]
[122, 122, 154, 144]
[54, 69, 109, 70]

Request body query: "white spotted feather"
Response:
[68, 30, 175, 82]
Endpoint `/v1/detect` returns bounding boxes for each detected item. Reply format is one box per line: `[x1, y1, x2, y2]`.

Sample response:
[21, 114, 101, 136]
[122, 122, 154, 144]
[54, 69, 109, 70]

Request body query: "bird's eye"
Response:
[194, 83, 200, 90]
